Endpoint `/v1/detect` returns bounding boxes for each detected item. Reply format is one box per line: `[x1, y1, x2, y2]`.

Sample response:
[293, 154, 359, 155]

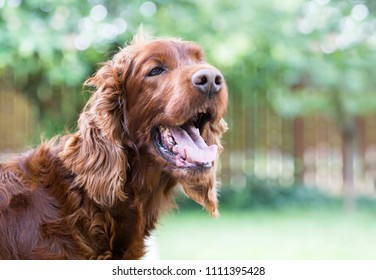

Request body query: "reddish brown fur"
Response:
[0, 32, 228, 259]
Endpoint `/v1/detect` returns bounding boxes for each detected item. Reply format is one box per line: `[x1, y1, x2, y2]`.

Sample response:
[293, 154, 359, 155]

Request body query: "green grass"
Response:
[154, 208, 376, 259]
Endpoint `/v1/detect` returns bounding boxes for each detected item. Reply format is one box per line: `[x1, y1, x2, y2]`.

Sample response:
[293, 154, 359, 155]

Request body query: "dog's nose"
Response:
[192, 68, 223, 97]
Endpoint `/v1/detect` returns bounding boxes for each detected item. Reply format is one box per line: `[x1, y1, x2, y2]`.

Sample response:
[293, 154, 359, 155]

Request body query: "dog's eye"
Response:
[147, 66, 165, 77]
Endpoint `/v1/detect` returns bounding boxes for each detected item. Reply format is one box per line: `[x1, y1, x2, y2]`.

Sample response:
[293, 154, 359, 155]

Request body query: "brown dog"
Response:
[0, 32, 228, 259]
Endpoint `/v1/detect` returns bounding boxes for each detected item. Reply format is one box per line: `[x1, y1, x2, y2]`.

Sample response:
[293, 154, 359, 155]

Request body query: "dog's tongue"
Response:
[169, 126, 218, 164]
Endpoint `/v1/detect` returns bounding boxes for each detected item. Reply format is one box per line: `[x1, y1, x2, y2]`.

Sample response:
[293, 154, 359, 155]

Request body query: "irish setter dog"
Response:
[0, 32, 228, 259]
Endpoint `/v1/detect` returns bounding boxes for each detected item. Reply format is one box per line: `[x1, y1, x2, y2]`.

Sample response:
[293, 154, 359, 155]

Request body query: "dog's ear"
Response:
[181, 118, 228, 218]
[60, 53, 132, 207]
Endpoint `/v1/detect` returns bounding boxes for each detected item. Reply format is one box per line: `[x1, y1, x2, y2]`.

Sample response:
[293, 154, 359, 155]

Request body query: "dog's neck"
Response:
[125, 157, 177, 229]
[104, 160, 177, 259]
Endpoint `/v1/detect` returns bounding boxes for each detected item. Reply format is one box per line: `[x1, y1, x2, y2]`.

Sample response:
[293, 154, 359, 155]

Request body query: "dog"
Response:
[0, 31, 228, 259]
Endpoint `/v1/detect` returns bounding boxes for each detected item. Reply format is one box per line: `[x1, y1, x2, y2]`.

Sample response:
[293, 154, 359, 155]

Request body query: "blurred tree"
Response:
[0, 0, 146, 136]
[267, 1, 376, 210]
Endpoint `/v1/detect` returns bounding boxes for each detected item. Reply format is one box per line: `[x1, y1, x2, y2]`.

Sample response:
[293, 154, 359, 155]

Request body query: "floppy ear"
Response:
[181, 118, 228, 218]
[60, 52, 132, 207]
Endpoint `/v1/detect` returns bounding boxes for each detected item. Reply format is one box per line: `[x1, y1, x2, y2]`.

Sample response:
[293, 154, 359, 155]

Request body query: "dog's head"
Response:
[61, 31, 228, 216]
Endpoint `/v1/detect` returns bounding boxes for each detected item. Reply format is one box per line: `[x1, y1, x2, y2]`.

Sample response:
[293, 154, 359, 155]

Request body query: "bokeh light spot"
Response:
[140, 1, 157, 17]
[90, 5, 108, 22]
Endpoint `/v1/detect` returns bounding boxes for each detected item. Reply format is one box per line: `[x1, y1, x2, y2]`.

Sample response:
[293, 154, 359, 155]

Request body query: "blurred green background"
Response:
[1, 0, 376, 259]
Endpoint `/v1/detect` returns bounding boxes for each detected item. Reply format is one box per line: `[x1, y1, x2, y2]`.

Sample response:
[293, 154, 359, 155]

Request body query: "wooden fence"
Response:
[220, 96, 376, 197]
[0, 84, 35, 153]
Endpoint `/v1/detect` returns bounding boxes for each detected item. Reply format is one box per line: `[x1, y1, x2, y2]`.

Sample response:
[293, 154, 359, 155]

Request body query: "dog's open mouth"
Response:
[153, 112, 217, 169]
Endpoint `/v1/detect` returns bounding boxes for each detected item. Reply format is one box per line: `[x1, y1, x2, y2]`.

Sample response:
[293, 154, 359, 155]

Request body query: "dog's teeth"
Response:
[163, 137, 169, 148]
[163, 127, 171, 136]
[172, 146, 178, 154]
